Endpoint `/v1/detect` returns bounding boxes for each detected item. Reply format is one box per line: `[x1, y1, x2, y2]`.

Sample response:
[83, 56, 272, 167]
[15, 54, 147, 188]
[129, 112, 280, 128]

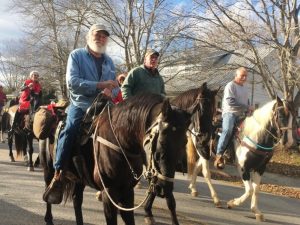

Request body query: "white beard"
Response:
[88, 40, 106, 54]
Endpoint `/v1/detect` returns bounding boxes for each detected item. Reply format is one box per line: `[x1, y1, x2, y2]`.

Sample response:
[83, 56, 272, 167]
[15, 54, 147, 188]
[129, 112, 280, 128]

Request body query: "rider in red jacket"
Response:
[10, 71, 42, 133]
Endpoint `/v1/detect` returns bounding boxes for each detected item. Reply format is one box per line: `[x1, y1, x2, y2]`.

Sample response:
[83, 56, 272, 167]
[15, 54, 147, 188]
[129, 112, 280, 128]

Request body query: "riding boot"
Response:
[214, 154, 225, 170]
[43, 170, 64, 204]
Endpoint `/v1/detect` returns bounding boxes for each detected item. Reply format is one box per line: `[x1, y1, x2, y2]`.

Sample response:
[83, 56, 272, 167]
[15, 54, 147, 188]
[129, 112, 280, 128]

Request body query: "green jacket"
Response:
[121, 65, 166, 99]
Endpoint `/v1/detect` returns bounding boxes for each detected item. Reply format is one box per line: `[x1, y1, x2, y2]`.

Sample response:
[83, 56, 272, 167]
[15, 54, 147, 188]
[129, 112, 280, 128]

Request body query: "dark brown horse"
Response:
[170, 83, 221, 206]
[40, 93, 192, 225]
[4, 104, 36, 171]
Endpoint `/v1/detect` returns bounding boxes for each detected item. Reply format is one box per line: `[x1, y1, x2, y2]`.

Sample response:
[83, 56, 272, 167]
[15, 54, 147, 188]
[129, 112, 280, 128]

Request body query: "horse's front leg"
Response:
[165, 191, 179, 225]
[144, 192, 156, 225]
[251, 172, 265, 222]
[102, 188, 119, 225]
[73, 183, 85, 225]
[227, 169, 253, 209]
[119, 188, 135, 225]
[8, 131, 15, 162]
[26, 134, 34, 171]
[188, 158, 201, 197]
[201, 157, 221, 207]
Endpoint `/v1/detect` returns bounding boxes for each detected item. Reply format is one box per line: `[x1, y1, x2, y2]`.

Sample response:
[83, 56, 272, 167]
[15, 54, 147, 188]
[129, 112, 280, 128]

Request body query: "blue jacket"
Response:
[66, 47, 118, 111]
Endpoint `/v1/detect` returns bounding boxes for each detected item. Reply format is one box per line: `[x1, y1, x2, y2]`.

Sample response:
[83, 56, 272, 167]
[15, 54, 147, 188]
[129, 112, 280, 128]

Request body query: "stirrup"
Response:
[43, 175, 63, 204]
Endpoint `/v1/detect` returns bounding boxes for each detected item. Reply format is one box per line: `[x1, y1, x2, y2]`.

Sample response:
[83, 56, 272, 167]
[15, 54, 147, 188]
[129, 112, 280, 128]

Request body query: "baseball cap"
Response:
[145, 49, 159, 58]
[89, 24, 110, 36]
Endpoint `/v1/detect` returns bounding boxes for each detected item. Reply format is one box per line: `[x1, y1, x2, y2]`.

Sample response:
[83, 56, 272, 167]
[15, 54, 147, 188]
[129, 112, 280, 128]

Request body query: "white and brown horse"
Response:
[226, 97, 291, 221]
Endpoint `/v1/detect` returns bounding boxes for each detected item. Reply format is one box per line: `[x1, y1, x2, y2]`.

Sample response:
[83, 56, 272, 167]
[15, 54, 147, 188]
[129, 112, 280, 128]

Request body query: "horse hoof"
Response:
[2, 140, 5, 143]
[96, 191, 102, 201]
[27, 166, 34, 172]
[227, 200, 235, 209]
[214, 201, 222, 208]
[10, 156, 15, 162]
[191, 191, 198, 197]
[144, 216, 156, 225]
[255, 214, 265, 222]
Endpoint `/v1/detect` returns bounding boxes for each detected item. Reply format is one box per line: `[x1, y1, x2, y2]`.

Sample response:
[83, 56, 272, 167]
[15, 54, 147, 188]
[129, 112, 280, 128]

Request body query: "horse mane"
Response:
[171, 87, 202, 109]
[98, 93, 164, 146]
[243, 100, 276, 138]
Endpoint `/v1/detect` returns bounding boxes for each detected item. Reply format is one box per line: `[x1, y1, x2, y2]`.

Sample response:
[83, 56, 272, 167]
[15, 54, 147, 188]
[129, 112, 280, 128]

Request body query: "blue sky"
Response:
[0, 0, 24, 41]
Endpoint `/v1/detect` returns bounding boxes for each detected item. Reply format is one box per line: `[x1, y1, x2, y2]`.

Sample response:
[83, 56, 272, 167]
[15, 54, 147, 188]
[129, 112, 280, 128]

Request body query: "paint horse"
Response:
[227, 97, 291, 221]
[41, 93, 192, 225]
[171, 83, 221, 207]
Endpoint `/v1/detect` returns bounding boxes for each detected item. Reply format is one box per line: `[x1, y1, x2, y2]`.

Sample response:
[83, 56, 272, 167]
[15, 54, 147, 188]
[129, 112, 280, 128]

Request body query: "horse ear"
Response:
[161, 99, 172, 119]
[276, 96, 283, 106]
[201, 82, 208, 90]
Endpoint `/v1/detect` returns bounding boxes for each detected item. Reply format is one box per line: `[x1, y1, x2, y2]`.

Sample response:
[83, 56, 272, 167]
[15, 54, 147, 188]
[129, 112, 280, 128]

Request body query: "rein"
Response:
[93, 113, 152, 212]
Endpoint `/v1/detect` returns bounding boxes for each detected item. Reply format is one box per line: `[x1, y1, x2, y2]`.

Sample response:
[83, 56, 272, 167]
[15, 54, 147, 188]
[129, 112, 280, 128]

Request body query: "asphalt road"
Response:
[0, 140, 299, 225]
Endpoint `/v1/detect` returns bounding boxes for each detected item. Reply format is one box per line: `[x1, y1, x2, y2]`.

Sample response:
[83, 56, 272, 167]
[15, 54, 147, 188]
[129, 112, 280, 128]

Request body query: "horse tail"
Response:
[186, 136, 197, 177]
[14, 133, 26, 157]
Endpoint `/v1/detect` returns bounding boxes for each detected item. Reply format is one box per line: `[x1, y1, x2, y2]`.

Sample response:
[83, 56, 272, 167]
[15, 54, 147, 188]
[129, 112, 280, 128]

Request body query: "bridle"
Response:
[92, 102, 178, 211]
[188, 94, 215, 138]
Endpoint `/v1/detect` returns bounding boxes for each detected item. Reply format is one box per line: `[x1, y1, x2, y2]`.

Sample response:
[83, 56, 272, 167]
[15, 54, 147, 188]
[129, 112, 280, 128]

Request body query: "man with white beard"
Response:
[43, 24, 118, 204]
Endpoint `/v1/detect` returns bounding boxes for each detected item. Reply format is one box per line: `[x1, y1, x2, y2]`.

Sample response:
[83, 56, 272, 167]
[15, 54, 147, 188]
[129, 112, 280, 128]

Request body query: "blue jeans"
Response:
[54, 104, 85, 170]
[216, 112, 238, 155]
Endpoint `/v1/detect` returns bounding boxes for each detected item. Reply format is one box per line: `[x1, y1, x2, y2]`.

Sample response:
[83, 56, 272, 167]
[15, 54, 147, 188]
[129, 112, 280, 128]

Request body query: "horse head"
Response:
[145, 99, 191, 195]
[273, 96, 293, 145]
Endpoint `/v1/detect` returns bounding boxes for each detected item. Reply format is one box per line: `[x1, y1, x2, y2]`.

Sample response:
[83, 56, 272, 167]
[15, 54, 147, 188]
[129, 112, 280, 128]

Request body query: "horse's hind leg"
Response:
[144, 192, 156, 225]
[188, 158, 202, 197]
[73, 183, 85, 225]
[26, 134, 34, 171]
[119, 188, 135, 225]
[165, 191, 179, 225]
[251, 172, 265, 222]
[40, 139, 54, 225]
[201, 157, 221, 207]
[8, 132, 15, 162]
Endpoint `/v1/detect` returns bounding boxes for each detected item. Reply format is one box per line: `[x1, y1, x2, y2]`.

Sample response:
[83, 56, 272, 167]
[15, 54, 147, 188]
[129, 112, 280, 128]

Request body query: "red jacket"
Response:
[112, 90, 123, 104]
[19, 79, 42, 112]
[19, 79, 42, 104]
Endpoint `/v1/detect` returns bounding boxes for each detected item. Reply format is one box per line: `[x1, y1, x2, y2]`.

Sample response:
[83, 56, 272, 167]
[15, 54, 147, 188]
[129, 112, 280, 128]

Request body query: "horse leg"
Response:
[144, 192, 156, 225]
[102, 188, 119, 225]
[27, 134, 34, 171]
[227, 169, 253, 209]
[251, 172, 265, 222]
[34, 155, 40, 168]
[165, 191, 179, 225]
[73, 183, 85, 225]
[0, 130, 4, 143]
[188, 158, 201, 197]
[40, 139, 54, 225]
[119, 188, 135, 225]
[201, 158, 221, 207]
[8, 132, 15, 162]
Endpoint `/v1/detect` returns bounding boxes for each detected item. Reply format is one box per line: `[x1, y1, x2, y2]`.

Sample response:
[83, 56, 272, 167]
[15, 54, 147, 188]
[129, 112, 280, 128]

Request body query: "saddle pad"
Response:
[33, 108, 55, 139]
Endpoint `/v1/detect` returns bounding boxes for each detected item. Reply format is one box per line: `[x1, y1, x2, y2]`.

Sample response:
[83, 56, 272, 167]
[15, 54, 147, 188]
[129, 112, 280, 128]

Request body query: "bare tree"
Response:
[182, 0, 300, 101]
[92, 0, 190, 70]
[8, 0, 93, 97]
